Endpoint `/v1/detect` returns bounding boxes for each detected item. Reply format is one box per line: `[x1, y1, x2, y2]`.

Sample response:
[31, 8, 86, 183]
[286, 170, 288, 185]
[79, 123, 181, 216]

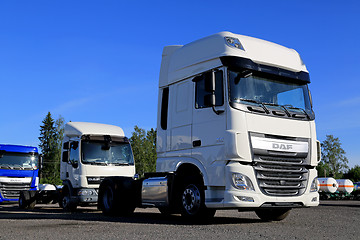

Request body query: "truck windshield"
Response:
[81, 141, 134, 166]
[228, 70, 312, 114]
[0, 152, 38, 170]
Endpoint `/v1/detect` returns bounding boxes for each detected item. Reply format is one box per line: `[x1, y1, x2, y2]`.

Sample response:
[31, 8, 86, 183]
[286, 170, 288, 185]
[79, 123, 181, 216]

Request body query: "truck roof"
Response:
[0, 144, 38, 153]
[159, 31, 308, 87]
[64, 122, 125, 138]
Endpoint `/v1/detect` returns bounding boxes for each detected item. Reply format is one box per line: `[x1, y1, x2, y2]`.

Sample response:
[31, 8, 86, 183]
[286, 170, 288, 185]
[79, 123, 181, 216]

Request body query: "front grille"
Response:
[0, 182, 31, 199]
[254, 155, 309, 197]
[87, 176, 106, 185]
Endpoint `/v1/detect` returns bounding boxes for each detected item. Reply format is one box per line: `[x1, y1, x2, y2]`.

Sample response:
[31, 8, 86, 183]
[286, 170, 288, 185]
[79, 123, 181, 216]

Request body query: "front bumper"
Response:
[205, 162, 319, 209]
[76, 188, 98, 204]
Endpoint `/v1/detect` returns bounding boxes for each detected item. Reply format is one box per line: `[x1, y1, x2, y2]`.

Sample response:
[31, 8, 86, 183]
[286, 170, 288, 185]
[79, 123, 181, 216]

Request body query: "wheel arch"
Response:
[62, 179, 75, 195]
[175, 162, 207, 187]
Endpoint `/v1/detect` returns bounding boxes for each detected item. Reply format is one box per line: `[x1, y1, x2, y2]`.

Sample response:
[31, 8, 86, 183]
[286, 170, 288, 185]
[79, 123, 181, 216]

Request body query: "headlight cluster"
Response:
[310, 177, 319, 192]
[78, 189, 97, 196]
[232, 173, 254, 191]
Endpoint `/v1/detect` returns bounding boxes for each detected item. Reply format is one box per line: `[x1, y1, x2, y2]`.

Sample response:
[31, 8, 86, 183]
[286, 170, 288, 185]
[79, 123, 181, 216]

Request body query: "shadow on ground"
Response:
[0, 204, 263, 226]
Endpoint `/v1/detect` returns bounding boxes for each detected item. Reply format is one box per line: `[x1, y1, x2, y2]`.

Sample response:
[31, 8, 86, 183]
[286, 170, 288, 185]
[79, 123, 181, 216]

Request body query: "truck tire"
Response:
[60, 187, 77, 212]
[19, 191, 36, 210]
[19, 191, 28, 209]
[99, 177, 135, 216]
[179, 177, 216, 220]
[255, 208, 291, 221]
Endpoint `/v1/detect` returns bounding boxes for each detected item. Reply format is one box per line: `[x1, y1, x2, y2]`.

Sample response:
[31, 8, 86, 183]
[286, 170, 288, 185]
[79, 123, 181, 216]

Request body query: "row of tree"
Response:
[38, 112, 359, 184]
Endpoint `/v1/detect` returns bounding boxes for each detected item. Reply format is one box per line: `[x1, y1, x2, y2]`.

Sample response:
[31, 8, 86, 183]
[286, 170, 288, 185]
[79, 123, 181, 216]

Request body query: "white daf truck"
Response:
[98, 32, 320, 221]
[19, 122, 136, 211]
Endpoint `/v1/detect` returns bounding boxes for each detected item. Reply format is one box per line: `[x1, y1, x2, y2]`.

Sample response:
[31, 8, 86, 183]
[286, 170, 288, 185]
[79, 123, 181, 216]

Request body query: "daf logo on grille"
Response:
[9, 179, 22, 182]
[272, 143, 293, 150]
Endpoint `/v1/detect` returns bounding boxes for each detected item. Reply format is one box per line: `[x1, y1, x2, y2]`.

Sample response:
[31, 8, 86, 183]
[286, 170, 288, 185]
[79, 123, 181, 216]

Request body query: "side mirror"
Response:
[204, 71, 216, 93]
[63, 142, 70, 150]
[39, 154, 43, 169]
[204, 94, 216, 107]
[62, 151, 69, 162]
[205, 70, 224, 115]
[71, 161, 78, 169]
[71, 141, 79, 150]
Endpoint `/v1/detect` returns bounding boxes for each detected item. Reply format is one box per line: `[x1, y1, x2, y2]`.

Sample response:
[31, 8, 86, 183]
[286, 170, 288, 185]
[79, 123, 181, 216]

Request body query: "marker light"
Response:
[236, 196, 255, 202]
[225, 37, 245, 50]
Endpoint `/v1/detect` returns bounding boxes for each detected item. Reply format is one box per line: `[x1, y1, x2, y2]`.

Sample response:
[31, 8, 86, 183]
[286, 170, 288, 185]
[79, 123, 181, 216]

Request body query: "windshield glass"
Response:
[81, 141, 134, 165]
[228, 70, 312, 114]
[0, 152, 38, 170]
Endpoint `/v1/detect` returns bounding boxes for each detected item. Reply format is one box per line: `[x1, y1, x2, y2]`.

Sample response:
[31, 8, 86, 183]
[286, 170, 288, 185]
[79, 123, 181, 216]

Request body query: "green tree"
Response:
[317, 161, 331, 178]
[129, 126, 157, 177]
[38, 112, 64, 184]
[317, 135, 348, 179]
[344, 165, 360, 182]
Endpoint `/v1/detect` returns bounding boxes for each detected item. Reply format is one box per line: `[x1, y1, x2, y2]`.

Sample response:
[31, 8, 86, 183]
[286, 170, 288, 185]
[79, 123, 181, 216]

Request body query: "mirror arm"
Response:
[212, 106, 224, 115]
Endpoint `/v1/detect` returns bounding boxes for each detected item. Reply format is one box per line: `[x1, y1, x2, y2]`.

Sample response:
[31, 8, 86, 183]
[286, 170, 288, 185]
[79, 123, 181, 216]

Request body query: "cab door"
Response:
[68, 140, 81, 188]
[191, 69, 226, 186]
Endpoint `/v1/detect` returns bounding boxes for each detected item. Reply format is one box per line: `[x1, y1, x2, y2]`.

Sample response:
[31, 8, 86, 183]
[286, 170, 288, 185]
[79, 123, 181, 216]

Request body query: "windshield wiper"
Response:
[87, 162, 108, 166]
[113, 163, 130, 166]
[237, 98, 261, 104]
[262, 102, 280, 107]
[0, 164, 12, 169]
[284, 106, 309, 119]
[12, 164, 24, 170]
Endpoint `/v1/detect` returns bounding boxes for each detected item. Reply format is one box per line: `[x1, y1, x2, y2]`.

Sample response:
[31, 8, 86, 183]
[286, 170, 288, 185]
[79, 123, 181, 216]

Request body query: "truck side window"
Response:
[195, 70, 223, 108]
[160, 87, 169, 130]
[69, 141, 79, 168]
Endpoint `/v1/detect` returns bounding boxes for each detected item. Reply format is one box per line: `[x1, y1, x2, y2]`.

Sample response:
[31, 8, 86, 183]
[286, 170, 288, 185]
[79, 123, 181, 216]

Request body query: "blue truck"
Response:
[0, 144, 40, 203]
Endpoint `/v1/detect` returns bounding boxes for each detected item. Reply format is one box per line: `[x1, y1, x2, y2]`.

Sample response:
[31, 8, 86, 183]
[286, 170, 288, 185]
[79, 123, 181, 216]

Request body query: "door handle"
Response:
[193, 140, 201, 147]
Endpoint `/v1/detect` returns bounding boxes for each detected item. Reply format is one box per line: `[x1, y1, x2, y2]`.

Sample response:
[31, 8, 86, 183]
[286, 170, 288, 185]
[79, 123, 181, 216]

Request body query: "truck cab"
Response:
[0, 144, 40, 203]
[155, 32, 320, 219]
[60, 122, 135, 210]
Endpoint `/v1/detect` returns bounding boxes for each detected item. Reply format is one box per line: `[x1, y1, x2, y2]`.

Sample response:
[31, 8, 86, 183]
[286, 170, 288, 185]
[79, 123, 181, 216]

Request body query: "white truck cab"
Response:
[156, 32, 320, 215]
[60, 122, 135, 210]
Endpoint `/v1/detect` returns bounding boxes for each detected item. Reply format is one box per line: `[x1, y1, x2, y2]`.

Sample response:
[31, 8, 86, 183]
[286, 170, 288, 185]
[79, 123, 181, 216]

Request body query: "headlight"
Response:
[232, 173, 254, 191]
[310, 177, 319, 192]
[78, 189, 97, 196]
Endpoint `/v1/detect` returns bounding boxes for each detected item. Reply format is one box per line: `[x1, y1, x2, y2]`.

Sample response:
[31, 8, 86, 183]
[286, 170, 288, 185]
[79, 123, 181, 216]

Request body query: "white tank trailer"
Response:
[318, 178, 338, 193]
[336, 179, 354, 194]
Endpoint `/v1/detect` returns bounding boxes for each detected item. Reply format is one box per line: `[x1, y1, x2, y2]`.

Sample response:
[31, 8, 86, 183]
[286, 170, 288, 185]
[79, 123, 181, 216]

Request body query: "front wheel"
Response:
[179, 178, 216, 220]
[19, 191, 36, 210]
[60, 188, 77, 212]
[255, 208, 291, 221]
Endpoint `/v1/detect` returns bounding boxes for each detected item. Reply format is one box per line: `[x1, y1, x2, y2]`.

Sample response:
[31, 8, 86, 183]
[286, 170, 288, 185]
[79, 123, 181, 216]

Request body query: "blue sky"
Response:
[0, 1, 359, 167]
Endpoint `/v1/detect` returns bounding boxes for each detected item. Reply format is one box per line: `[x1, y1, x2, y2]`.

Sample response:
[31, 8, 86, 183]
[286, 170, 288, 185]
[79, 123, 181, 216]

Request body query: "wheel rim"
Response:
[103, 186, 113, 211]
[182, 184, 201, 215]
[62, 195, 70, 208]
